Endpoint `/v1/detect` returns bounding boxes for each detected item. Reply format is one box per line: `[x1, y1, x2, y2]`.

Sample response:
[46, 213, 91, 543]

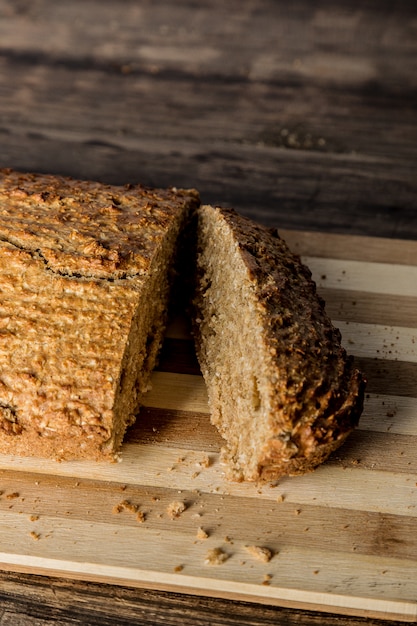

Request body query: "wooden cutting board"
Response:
[0, 230, 416, 622]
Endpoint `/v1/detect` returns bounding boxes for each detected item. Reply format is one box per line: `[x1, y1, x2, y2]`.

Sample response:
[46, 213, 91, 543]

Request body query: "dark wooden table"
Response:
[0, 1, 416, 624]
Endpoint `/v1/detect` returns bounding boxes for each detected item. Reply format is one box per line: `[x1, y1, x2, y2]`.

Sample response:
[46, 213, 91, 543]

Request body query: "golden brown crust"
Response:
[0, 169, 199, 461]
[0, 169, 199, 279]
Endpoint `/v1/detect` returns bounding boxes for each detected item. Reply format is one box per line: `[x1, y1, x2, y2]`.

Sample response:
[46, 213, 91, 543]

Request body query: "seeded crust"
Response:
[192, 205, 366, 482]
[0, 169, 199, 460]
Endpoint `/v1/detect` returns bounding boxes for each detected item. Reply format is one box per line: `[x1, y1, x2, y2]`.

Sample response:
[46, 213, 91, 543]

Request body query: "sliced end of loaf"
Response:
[192, 205, 365, 482]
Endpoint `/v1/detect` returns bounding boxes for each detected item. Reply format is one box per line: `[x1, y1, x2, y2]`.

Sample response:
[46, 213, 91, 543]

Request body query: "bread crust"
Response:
[193, 205, 366, 481]
[0, 169, 199, 460]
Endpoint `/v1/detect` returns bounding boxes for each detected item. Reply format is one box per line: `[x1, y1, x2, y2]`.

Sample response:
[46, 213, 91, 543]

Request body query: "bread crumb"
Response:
[294, 508, 301, 515]
[167, 501, 186, 519]
[6, 492, 19, 500]
[112, 500, 139, 515]
[277, 494, 285, 503]
[29, 515, 40, 522]
[174, 564, 184, 572]
[204, 547, 229, 566]
[196, 527, 209, 540]
[197, 455, 211, 468]
[245, 545, 273, 563]
[262, 573, 272, 585]
[30, 531, 40, 541]
[136, 511, 146, 523]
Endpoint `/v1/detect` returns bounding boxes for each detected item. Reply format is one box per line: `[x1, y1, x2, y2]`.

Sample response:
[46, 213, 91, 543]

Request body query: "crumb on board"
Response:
[167, 501, 186, 519]
[174, 564, 184, 572]
[6, 492, 20, 500]
[262, 574, 272, 585]
[196, 455, 211, 468]
[244, 545, 274, 563]
[30, 531, 40, 541]
[277, 494, 285, 503]
[204, 547, 229, 566]
[29, 515, 40, 522]
[112, 500, 139, 515]
[196, 527, 209, 540]
[136, 511, 146, 523]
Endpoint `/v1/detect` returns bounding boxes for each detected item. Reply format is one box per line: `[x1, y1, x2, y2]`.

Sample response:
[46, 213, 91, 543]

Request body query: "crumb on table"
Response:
[244, 545, 274, 563]
[196, 526, 209, 540]
[204, 547, 229, 566]
[112, 499, 138, 515]
[166, 501, 186, 519]
[6, 492, 20, 500]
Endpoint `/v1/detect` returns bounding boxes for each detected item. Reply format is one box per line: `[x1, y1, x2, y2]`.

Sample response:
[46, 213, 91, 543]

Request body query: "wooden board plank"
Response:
[1, 2, 416, 241]
[0, 229, 416, 622]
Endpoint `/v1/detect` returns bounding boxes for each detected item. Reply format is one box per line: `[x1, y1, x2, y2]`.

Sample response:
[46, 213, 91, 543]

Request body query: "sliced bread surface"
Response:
[0, 169, 199, 460]
[192, 205, 365, 482]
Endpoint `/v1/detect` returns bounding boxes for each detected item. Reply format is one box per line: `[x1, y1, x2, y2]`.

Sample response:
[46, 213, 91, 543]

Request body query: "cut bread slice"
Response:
[192, 205, 365, 482]
[0, 169, 199, 460]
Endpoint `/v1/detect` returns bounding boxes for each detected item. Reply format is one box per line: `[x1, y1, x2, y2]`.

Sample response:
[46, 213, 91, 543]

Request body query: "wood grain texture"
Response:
[0, 0, 416, 623]
[0, 229, 416, 623]
[0, 573, 401, 626]
[0, 0, 416, 238]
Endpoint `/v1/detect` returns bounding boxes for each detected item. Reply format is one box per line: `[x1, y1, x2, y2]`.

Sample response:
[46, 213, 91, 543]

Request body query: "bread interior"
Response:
[193, 206, 275, 480]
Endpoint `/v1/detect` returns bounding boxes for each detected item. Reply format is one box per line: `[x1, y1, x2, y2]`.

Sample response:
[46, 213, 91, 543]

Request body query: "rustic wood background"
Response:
[0, 0, 416, 624]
